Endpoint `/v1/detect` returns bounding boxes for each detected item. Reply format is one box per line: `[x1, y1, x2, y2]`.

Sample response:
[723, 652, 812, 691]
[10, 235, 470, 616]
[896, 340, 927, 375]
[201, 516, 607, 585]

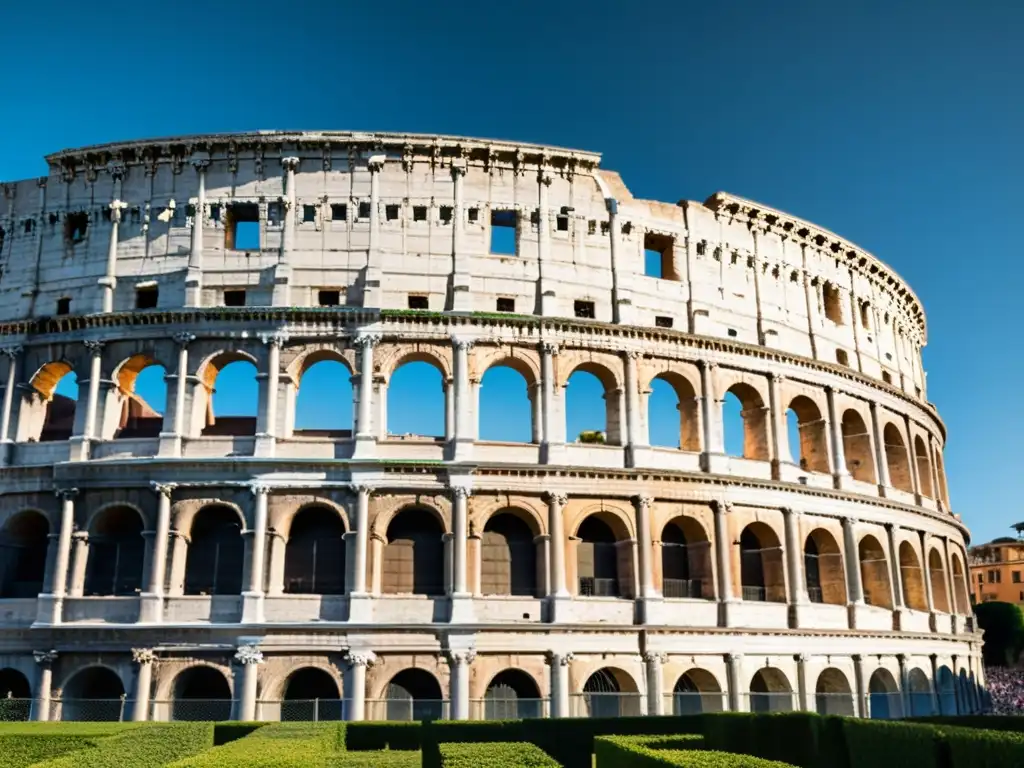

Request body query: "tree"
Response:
[975, 601, 1024, 666]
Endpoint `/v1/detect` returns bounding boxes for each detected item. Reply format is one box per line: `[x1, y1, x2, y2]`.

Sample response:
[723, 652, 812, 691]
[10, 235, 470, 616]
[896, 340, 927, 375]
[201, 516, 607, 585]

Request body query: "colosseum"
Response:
[0, 131, 982, 724]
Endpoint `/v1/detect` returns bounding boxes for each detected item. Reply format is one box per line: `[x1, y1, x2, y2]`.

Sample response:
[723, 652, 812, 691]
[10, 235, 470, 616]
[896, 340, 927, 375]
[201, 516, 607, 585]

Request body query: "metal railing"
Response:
[742, 586, 767, 602]
[662, 579, 706, 599]
[364, 698, 449, 722]
[150, 699, 235, 722]
[579, 578, 619, 597]
[665, 691, 726, 715]
[469, 698, 548, 720]
[51, 697, 133, 722]
[814, 692, 855, 716]
[807, 586, 824, 604]
[256, 699, 347, 722]
[867, 692, 905, 719]
[569, 693, 644, 718]
[0, 697, 32, 722]
[745, 692, 794, 713]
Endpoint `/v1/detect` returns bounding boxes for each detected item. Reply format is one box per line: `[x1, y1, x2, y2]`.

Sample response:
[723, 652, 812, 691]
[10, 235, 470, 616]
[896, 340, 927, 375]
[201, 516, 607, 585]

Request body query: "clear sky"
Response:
[1, 1, 1020, 545]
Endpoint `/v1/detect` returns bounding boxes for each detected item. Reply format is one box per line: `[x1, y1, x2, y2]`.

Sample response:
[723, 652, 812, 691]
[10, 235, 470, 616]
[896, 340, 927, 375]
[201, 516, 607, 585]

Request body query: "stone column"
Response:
[273, 157, 299, 304]
[920, 532, 936, 618]
[605, 198, 627, 324]
[767, 373, 786, 473]
[795, 654, 811, 711]
[242, 484, 270, 624]
[185, 157, 209, 307]
[929, 654, 941, 714]
[905, 415, 923, 501]
[32, 651, 56, 721]
[159, 332, 194, 457]
[699, 361, 725, 470]
[363, 156, 385, 308]
[529, 383, 543, 444]
[782, 508, 806, 616]
[344, 651, 375, 721]
[255, 332, 286, 457]
[0, 346, 21, 462]
[100, 198, 125, 313]
[444, 380, 454, 442]
[725, 653, 743, 712]
[449, 484, 474, 622]
[140, 483, 174, 623]
[897, 654, 910, 717]
[852, 654, 866, 718]
[38, 489, 76, 625]
[842, 517, 865, 609]
[348, 483, 372, 622]
[353, 334, 381, 458]
[67, 531, 88, 597]
[71, 340, 104, 460]
[451, 337, 474, 461]
[826, 386, 850, 486]
[713, 501, 734, 626]
[634, 495, 656, 598]
[886, 523, 905, 612]
[540, 342, 563, 463]
[869, 402, 891, 491]
[644, 651, 666, 716]
[450, 164, 472, 311]
[131, 649, 155, 721]
[546, 651, 573, 718]
[623, 351, 646, 466]
[941, 537, 958, 616]
[545, 492, 571, 621]
[447, 649, 475, 720]
[233, 645, 263, 721]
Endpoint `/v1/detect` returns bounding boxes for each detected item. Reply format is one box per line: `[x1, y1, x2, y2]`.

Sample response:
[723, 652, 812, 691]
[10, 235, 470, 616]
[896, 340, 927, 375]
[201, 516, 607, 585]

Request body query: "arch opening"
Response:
[671, 669, 723, 715]
[33, 364, 77, 443]
[723, 384, 768, 461]
[868, 668, 902, 720]
[114, 357, 167, 439]
[576, 514, 631, 599]
[284, 506, 346, 595]
[382, 669, 444, 721]
[660, 517, 712, 600]
[858, 535, 893, 609]
[295, 360, 354, 437]
[739, 523, 785, 603]
[480, 512, 538, 597]
[951, 555, 969, 615]
[171, 666, 232, 722]
[804, 529, 847, 605]
[884, 423, 913, 494]
[914, 436, 934, 498]
[201, 358, 259, 437]
[815, 668, 854, 716]
[61, 667, 125, 721]
[483, 669, 543, 720]
[785, 396, 829, 473]
[936, 666, 957, 716]
[566, 366, 620, 446]
[383, 508, 445, 596]
[749, 668, 793, 713]
[479, 365, 533, 443]
[580, 667, 641, 718]
[907, 667, 933, 717]
[841, 410, 876, 483]
[184, 506, 244, 596]
[0, 668, 31, 720]
[387, 361, 445, 440]
[899, 542, 928, 611]
[928, 549, 950, 613]
[647, 373, 699, 452]
[0, 511, 49, 598]
[281, 667, 343, 721]
[84, 507, 145, 596]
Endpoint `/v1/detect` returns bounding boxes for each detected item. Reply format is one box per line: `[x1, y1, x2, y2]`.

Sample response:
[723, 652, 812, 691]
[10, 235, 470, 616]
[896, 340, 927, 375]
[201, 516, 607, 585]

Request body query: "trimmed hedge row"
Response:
[0, 735, 102, 768]
[30, 723, 215, 768]
[595, 735, 798, 767]
[167, 722, 341, 767]
[344, 722, 423, 751]
[438, 742, 561, 767]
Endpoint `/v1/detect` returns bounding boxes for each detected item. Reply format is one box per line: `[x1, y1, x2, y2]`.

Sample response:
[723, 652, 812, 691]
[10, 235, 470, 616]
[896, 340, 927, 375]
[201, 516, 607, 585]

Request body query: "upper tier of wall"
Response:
[0, 131, 928, 399]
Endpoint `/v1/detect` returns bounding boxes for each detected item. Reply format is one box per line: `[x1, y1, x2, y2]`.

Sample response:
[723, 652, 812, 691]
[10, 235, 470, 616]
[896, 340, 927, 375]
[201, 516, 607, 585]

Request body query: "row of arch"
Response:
[0, 501, 970, 612]
[0, 661, 977, 721]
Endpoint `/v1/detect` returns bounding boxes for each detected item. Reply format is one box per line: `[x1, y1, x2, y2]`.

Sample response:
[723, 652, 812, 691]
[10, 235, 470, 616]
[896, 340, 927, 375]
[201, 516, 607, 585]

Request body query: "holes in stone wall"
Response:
[224, 203, 260, 250]
[330, 203, 348, 221]
[224, 289, 247, 307]
[655, 316, 673, 328]
[574, 300, 595, 319]
[317, 289, 341, 307]
[56, 297, 71, 315]
[643, 232, 677, 280]
[496, 297, 515, 313]
[407, 295, 429, 310]
[490, 210, 517, 255]
[302, 204, 317, 223]
[63, 212, 89, 245]
[823, 281, 843, 324]
[135, 285, 158, 310]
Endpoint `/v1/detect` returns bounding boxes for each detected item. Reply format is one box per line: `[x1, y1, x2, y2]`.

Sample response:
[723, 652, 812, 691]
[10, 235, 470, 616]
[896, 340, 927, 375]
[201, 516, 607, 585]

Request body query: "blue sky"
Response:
[2, 1, 1020, 544]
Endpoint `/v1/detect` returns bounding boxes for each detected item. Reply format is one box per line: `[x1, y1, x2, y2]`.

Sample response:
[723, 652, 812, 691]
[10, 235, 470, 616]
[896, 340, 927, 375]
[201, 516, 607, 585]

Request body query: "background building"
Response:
[969, 527, 1024, 604]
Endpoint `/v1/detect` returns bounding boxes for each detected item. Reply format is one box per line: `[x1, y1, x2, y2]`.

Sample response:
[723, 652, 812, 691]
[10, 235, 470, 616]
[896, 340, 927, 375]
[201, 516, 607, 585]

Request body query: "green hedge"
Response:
[30, 723, 215, 768]
[908, 715, 1024, 732]
[213, 722, 269, 745]
[526, 715, 705, 768]
[842, 719, 941, 768]
[700, 712, 820, 768]
[438, 741, 562, 767]
[325, 751, 421, 767]
[594, 735, 796, 767]
[167, 722, 341, 768]
[0, 735, 102, 768]
[344, 721, 422, 751]
[932, 724, 1024, 768]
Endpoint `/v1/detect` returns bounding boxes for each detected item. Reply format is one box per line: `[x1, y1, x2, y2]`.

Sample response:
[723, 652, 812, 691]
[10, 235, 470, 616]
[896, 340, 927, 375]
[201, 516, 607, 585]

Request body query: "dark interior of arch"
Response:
[0, 668, 31, 698]
[184, 506, 244, 596]
[41, 393, 76, 442]
[740, 527, 766, 590]
[583, 668, 621, 694]
[386, 669, 444, 721]
[284, 667, 340, 700]
[486, 669, 541, 699]
[577, 516, 619, 596]
[661, 521, 694, 597]
[61, 667, 125, 722]
[85, 507, 145, 596]
[481, 512, 537, 597]
[0, 512, 48, 598]
[172, 666, 232, 722]
[383, 508, 444, 596]
[284, 506, 346, 595]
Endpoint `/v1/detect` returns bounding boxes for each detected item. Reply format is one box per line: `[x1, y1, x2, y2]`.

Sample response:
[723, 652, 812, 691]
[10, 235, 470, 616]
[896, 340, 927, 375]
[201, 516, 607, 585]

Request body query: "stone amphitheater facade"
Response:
[0, 131, 982, 723]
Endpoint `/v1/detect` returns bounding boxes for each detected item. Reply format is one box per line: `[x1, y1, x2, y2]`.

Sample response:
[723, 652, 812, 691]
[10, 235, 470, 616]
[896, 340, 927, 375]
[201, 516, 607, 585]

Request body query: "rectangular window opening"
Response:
[64, 212, 89, 245]
[358, 202, 371, 220]
[224, 289, 247, 307]
[644, 232, 677, 280]
[574, 300, 595, 319]
[655, 316, 673, 329]
[23, 219, 33, 234]
[413, 205, 428, 222]
[210, 204, 222, 222]
[490, 210, 517, 255]
[467, 208, 479, 223]
[823, 281, 844, 325]
[407, 294, 429, 310]
[385, 204, 400, 221]
[587, 220, 596, 235]
[556, 215, 569, 232]
[439, 206, 453, 224]
[135, 285, 158, 310]
[318, 289, 341, 307]
[496, 297, 515, 313]
[600, 221, 610, 236]
[56, 297, 71, 316]
[860, 301, 871, 329]
[882, 371, 893, 385]
[225, 203, 260, 250]
[727, 328, 738, 338]
[302, 205, 317, 223]
[331, 203, 348, 222]
[267, 202, 283, 227]
[836, 349, 850, 366]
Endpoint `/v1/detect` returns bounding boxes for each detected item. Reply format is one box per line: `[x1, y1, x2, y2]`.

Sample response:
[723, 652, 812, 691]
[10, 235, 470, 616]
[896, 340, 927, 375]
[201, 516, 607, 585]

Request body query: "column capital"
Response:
[353, 333, 382, 349]
[55, 488, 78, 501]
[447, 649, 476, 666]
[767, 371, 783, 384]
[83, 339, 105, 355]
[259, 331, 289, 347]
[131, 648, 157, 666]
[896, 653, 907, 666]
[452, 336, 476, 352]
[699, 360, 718, 372]
[851, 654, 863, 664]
[281, 156, 301, 171]
[781, 506, 797, 517]
[545, 651, 573, 667]
[450, 164, 467, 179]
[540, 341, 559, 356]
[108, 199, 127, 223]
[543, 491, 568, 508]
[249, 483, 271, 497]
[634, 495, 654, 511]
[1, 345, 22, 359]
[151, 482, 176, 497]
[624, 350, 642, 361]
[795, 654, 810, 663]
[189, 153, 211, 171]
[643, 651, 667, 664]
[344, 650, 377, 668]
[449, 484, 471, 500]
[234, 645, 264, 665]
[724, 653, 742, 664]
[173, 332, 196, 347]
[33, 650, 58, 666]
[712, 500, 732, 515]
[348, 483, 373, 496]
[367, 155, 386, 173]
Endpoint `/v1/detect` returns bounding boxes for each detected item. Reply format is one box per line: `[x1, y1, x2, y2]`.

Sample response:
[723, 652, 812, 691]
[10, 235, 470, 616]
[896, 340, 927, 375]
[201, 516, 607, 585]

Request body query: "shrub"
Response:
[842, 719, 940, 768]
[421, 720, 529, 767]
[213, 722, 268, 745]
[932, 724, 1024, 768]
[168, 721, 341, 768]
[31, 723, 214, 768]
[700, 713, 820, 768]
[345, 722, 423, 751]
[974, 602, 1024, 665]
[525, 715, 705, 768]
[908, 715, 1024, 732]
[439, 741, 562, 767]
[594, 736, 796, 767]
[0, 735, 101, 768]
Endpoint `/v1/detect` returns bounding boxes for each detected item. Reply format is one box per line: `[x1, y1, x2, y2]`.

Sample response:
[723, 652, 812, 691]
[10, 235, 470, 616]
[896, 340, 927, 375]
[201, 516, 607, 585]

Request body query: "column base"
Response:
[347, 593, 373, 623]
[34, 594, 63, 626]
[352, 434, 378, 460]
[546, 593, 573, 623]
[157, 432, 183, 458]
[540, 441, 566, 465]
[451, 438, 474, 463]
[138, 593, 164, 623]
[0, 439, 12, 467]
[254, 434, 276, 458]
[702, 452, 730, 475]
[67, 436, 91, 462]
[241, 592, 265, 624]
[449, 594, 476, 623]
[637, 595, 665, 625]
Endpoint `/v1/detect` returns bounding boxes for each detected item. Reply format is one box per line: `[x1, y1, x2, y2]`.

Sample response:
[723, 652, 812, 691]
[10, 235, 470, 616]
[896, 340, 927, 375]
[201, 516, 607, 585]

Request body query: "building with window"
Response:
[968, 535, 1024, 604]
[0, 131, 981, 724]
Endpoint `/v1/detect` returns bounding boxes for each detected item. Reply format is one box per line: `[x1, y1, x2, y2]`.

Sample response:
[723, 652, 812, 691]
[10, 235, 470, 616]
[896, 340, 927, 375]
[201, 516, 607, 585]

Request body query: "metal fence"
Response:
[814, 692, 855, 717]
[256, 699, 348, 722]
[579, 578, 619, 597]
[150, 699, 235, 722]
[0, 698, 32, 722]
[867, 692, 905, 719]
[662, 579, 706, 599]
[664, 691, 726, 715]
[569, 693, 645, 718]
[51, 698, 134, 722]
[469, 698, 547, 720]
[741, 586, 767, 602]
[364, 698, 449, 722]
[745, 692, 794, 713]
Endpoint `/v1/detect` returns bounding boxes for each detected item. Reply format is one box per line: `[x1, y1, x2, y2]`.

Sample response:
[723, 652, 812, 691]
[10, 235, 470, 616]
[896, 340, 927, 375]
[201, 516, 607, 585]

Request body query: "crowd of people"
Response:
[983, 667, 1023, 714]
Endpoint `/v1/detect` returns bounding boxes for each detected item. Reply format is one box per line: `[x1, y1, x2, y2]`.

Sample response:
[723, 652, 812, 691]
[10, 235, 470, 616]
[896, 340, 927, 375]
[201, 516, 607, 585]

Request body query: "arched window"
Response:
[84, 507, 145, 596]
[785, 396, 829, 473]
[647, 373, 699, 451]
[184, 507, 244, 596]
[281, 668, 342, 721]
[671, 669, 723, 715]
[113, 356, 167, 439]
[484, 669, 543, 720]
[928, 549, 950, 613]
[295, 359, 354, 437]
[387, 360, 445, 439]
[566, 364, 621, 445]
[739, 523, 785, 603]
[840, 410, 876, 484]
[284, 507, 346, 595]
[479, 364, 534, 443]
[815, 668, 854, 716]
[868, 668, 902, 719]
[914, 436, 933, 498]
[480, 512, 537, 597]
[934, 451, 949, 505]
[661, 517, 712, 600]
[951, 555, 969, 615]
[907, 668, 933, 716]
[577, 515, 628, 598]
[858, 535, 893, 609]
[382, 508, 444, 596]
[0, 668, 31, 720]
[581, 668, 641, 718]
[383, 669, 444, 721]
[822, 281, 844, 325]
[749, 668, 793, 713]
[884, 423, 913, 493]
[171, 666, 232, 722]
[936, 666, 957, 715]
[61, 667, 125, 721]
[722, 384, 769, 461]
[803, 530, 846, 605]
[0, 512, 49, 598]
[899, 541, 927, 611]
[31, 363, 78, 442]
[200, 358, 259, 437]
